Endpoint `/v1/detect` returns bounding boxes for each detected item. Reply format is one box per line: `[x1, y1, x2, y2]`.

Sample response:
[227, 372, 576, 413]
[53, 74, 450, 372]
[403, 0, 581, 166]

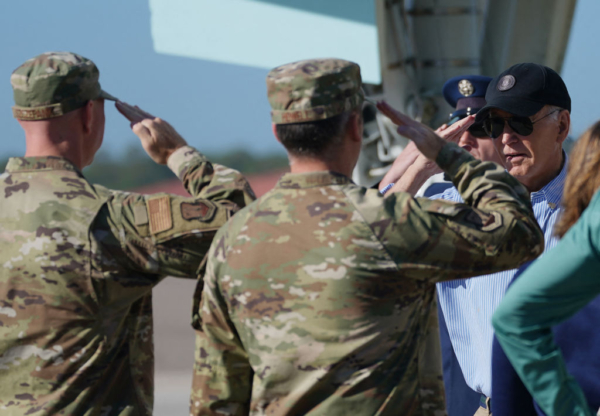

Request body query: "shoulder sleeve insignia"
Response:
[481, 212, 503, 232]
[147, 196, 173, 234]
[180, 201, 216, 222]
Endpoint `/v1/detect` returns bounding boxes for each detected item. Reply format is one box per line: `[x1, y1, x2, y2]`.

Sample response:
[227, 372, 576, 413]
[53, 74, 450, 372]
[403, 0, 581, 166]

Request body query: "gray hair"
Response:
[544, 105, 567, 121]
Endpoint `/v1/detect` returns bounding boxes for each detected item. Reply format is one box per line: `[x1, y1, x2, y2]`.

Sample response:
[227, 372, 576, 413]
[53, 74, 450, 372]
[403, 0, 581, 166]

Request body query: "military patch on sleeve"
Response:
[180, 201, 216, 222]
[465, 210, 503, 232]
[147, 196, 173, 234]
[133, 204, 149, 226]
[480, 212, 503, 232]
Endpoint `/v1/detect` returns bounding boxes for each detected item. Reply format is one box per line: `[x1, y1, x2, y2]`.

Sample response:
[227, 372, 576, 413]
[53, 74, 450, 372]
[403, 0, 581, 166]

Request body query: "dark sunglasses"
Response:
[482, 109, 560, 139]
[447, 114, 488, 139]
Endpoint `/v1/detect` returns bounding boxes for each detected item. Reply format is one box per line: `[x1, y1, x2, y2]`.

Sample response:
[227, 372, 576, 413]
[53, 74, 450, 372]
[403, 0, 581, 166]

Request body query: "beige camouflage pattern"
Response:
[11, 52, 117, 121]
[190, 143, 544, 416]
[0, 146, 254, 415]
[267, 58, 364, 124]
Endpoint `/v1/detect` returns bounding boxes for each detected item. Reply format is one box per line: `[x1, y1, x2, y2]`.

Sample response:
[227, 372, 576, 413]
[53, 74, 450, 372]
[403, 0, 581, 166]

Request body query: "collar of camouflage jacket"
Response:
[276, 171, 353, 189]
[5, 156, 83, 175]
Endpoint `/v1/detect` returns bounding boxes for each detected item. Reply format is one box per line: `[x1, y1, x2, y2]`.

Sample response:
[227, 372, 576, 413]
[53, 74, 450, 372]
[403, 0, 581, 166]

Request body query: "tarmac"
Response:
[153, 277, 198, 415]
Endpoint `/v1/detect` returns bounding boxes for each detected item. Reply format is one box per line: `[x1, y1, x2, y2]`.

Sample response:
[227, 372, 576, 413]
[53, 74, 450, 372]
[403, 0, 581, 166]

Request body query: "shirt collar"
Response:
[276, 171, 353, 189]
[5, 156, 82, 176]
[530, 152, 568, 208]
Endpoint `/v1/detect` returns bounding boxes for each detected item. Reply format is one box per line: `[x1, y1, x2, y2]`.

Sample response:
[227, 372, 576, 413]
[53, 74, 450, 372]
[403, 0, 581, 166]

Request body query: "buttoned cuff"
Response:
[166, 146, 209, 180]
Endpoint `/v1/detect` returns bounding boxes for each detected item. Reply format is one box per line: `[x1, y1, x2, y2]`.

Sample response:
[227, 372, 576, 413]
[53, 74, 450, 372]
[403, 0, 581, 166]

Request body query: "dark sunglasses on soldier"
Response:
[482, 109, 560, 139]
[447, 113, 488, 139]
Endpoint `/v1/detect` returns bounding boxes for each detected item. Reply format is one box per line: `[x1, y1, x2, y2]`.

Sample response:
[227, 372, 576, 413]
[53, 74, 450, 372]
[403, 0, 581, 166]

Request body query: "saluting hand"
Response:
[116, 101, 188, 165]
[376, 101, 474, 161]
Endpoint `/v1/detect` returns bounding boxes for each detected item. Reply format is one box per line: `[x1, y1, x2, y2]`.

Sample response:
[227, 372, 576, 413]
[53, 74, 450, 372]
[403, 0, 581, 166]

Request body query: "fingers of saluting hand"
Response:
[131, 119, 151, 140]
[376, 100, 413, 127]
[115, 101, 143, 123]
[134, 105, 156, 119]
[435, 124, 448, 133]
[438, 115, 475, 143]
[115, 101, 156, 124]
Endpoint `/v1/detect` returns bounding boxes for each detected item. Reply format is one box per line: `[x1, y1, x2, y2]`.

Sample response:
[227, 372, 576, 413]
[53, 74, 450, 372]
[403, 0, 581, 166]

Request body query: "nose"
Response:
[500, 122, 518, 145]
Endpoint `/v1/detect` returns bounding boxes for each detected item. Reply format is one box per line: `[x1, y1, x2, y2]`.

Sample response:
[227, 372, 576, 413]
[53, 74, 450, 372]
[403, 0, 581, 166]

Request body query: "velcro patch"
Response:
[465, 210, 503, 232]
[12, 104, 63, 121]
[181, 201, 216, 222]
[148, 196, 173, 234]
[133, 204, 149, 226]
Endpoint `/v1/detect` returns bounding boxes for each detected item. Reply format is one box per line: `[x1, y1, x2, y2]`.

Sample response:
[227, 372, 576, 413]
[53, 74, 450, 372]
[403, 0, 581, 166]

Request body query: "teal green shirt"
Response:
[492, 190, 600, 416]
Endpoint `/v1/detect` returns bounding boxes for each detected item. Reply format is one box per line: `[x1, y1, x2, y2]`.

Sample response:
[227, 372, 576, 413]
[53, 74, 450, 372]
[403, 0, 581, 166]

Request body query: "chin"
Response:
[508, 167, 528, 179]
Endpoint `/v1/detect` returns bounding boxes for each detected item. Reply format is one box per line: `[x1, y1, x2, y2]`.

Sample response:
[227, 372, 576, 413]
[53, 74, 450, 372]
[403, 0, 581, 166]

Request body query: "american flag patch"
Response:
[148, 196, 173, 234]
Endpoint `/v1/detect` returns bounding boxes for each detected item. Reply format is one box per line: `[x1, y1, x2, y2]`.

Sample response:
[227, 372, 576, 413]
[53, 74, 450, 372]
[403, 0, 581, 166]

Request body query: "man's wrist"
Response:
[166, 146, 208, 179]
[435, 142, 475, 180]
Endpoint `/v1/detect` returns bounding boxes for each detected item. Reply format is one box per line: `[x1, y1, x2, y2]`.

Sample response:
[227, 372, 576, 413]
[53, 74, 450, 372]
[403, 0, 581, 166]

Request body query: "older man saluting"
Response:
[437, 63, 571, 416]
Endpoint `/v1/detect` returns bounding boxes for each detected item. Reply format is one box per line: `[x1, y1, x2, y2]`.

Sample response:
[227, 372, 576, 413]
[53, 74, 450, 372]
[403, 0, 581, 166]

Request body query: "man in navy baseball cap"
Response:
[475, 63, 570, 192]
[441, 63, 571, 416]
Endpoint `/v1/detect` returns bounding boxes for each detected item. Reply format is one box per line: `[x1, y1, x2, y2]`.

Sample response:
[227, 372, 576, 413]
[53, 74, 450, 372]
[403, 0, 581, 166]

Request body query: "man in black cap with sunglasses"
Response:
[439, 64, 570, 416]
[380, 64, 571, 416]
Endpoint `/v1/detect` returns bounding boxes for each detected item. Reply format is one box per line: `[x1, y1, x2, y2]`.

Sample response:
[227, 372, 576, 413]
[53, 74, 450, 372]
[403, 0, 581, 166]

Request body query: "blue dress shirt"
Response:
[433, 158, 567, 398]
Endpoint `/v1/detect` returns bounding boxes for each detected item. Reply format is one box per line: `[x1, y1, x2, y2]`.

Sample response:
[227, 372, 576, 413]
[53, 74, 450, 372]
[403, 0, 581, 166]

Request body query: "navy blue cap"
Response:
[475, 63, 571, 121]
[443, 75, 492, 107]
[443, 75, 492, 121]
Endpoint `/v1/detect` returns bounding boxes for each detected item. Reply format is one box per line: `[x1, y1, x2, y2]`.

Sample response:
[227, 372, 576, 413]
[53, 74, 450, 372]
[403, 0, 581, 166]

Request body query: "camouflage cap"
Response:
[267, 58, 364, 124]
[11, 52, 117, 121]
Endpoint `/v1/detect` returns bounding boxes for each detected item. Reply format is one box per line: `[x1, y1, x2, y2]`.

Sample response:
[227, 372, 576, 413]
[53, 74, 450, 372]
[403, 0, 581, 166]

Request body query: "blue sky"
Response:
[0, 0, 598, 160]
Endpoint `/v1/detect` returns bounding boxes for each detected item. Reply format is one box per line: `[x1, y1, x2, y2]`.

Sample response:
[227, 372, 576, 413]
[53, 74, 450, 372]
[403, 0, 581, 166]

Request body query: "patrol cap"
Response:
[267, 58, 364, 125]
[475, 63, 571, 122]
[11, 52, 117, 121]
[443, 75, 492, 121]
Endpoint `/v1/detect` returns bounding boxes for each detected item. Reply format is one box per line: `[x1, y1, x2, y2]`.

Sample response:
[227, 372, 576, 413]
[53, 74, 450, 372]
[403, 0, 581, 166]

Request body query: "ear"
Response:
[272, 123, 281, 144]
[347, 110, 363, 143]
[81, 100, 94, 134]
[556, 110, 570, 145]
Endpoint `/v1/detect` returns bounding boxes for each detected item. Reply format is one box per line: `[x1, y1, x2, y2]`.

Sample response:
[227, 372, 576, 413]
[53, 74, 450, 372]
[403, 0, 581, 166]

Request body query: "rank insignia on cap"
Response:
[497, 75, 516, 91]
[458, 79, 475, 96]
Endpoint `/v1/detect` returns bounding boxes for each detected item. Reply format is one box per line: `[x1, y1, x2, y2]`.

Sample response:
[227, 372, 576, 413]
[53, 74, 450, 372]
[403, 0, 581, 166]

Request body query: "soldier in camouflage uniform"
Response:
[189, 58, 544, 416]
[0, 52, 255, 415]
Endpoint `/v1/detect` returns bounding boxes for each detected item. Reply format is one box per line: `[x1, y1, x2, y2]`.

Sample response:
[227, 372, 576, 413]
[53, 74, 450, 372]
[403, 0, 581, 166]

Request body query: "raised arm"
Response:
[362, 102, 544, 281]
[93, 103, 256, 281]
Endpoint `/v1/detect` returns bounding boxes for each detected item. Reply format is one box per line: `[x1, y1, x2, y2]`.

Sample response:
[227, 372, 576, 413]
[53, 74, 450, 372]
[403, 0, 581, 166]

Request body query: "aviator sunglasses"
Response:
[481, 109, 560, 139]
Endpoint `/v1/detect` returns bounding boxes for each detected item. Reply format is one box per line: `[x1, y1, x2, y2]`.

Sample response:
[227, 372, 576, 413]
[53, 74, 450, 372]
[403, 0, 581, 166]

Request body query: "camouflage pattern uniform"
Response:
[0, 52, 255, 415]
[190, 59, 544, 416]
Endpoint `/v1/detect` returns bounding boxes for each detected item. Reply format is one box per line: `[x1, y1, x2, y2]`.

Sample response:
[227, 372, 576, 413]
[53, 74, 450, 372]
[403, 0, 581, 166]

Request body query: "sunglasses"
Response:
[448, 114, 488, 138]
[482, 109, 560, 139]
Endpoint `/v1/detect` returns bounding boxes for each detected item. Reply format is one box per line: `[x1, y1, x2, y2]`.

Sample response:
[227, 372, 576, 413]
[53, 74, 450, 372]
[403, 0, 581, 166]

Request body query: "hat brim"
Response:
[99, 90, 118, 102]
[475, 97, 545, 122]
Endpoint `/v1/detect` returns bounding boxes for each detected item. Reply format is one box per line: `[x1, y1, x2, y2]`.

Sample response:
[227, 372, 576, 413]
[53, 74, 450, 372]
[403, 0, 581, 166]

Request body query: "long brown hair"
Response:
[555, 120, 600, 237]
